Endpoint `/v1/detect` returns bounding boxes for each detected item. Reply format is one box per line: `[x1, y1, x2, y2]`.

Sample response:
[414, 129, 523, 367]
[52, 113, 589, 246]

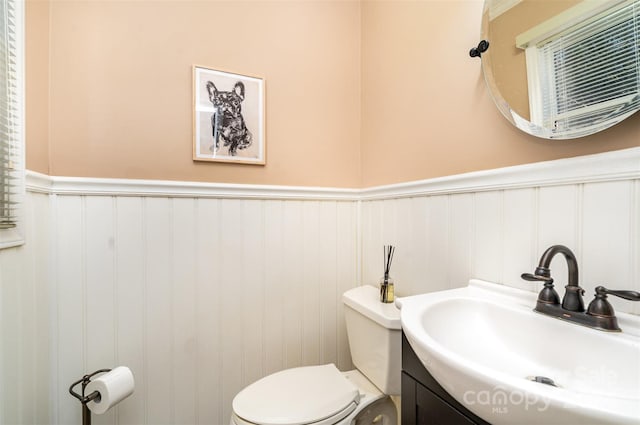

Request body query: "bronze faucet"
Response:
[521, 245, 585, 312]
[522, 245, 640, 332]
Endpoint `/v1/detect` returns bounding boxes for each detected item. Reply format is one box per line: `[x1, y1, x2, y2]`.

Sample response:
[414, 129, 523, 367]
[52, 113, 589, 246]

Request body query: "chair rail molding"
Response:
[359, 147, 640, 200]
[26, 147, 640, 200]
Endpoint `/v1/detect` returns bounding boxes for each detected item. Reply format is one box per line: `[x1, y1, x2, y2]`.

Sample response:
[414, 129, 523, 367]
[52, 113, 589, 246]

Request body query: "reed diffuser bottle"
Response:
[380, 245, 395, 303]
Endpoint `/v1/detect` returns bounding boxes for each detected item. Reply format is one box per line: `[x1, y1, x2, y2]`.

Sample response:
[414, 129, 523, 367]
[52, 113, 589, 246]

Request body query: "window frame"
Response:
[0, 0, 25, 250]
[517, 0, 639, 138]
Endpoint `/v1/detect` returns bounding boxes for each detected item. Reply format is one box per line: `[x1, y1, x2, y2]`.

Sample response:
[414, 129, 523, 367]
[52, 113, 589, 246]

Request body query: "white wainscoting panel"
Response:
[115, 197, 146, 425]
[474, 191, 504, 285]
[423, 196, 450, 292]
[0, 192, 52, 425]
[361, 179, 640, 316]
[46, 195, 358, 425]
[581, 181, 637, 315]
[502, 188, 537, 291]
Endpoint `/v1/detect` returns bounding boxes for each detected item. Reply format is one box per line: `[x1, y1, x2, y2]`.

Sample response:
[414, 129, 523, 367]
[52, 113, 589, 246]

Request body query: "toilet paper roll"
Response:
[86, 366, 135, 414]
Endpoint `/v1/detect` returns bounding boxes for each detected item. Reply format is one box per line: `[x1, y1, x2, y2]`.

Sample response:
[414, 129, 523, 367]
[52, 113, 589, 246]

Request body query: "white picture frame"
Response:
[193, 65, 265, 165]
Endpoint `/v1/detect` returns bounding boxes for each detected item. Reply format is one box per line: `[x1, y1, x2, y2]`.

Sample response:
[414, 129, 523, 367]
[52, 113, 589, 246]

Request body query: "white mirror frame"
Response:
[480, 0, 640, 139]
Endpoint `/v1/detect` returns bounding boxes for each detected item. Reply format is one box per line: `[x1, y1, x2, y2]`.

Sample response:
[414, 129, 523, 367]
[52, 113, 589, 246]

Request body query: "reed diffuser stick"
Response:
[381, 245, 395, 302]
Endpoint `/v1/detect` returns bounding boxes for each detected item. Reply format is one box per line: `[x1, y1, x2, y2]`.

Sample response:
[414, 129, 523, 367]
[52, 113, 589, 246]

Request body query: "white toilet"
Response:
[230, 285, 401, 425]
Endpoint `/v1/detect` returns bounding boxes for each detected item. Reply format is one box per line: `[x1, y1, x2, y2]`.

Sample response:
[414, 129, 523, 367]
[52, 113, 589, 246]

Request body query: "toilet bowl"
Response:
[230, 285, 401, 425]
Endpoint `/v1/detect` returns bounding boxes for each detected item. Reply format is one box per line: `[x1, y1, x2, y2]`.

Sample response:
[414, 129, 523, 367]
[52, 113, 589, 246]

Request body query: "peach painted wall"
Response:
[25, 0, 50, 175]
[26, 0, 640, 188]
[35, 0, 362, 187]
[360, 0, 639, 187]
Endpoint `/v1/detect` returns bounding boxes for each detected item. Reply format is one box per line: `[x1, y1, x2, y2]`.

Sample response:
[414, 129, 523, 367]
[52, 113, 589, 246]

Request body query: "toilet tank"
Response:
[342, 285, 401, 395]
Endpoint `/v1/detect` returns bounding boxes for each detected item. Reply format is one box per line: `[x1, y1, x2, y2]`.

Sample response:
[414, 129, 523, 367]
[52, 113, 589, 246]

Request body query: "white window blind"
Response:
[533, 0, 640, 136]
[0, 0, 23, 247]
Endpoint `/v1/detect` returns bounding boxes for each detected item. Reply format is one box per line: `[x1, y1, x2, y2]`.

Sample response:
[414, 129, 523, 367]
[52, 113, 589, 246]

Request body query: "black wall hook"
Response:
[469, 40, 490, 58]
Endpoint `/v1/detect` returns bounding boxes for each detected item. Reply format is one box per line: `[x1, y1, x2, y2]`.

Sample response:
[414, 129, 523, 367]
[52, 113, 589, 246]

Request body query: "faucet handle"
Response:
[587, 286, 640, 318]
[595, 286, 640, 301]
[521, 272, 553, 283]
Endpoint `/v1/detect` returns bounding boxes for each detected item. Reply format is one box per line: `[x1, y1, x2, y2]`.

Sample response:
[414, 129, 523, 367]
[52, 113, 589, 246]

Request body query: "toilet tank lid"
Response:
[342, 285, 401, 330]
[232, 364, 359, 425]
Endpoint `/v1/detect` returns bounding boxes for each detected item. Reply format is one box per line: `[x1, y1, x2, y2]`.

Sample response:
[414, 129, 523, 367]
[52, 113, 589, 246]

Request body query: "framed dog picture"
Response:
[193, 65, 265, 164]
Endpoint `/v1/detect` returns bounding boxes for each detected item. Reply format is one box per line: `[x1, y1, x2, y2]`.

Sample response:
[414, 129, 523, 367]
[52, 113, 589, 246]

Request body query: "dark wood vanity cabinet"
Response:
[401, 333, 490, 425]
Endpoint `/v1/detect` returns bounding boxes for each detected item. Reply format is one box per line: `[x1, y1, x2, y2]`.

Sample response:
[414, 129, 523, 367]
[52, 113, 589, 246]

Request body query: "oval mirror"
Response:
[480, 0, 640, 139]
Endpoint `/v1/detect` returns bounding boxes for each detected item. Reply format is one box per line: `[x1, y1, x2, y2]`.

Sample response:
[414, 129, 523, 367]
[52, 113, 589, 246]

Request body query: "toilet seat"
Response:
[232, 364, 360, 425]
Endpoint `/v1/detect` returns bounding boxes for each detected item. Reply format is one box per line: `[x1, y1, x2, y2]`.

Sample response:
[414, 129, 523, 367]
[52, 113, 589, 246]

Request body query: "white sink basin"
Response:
[397, 280, 640, 425]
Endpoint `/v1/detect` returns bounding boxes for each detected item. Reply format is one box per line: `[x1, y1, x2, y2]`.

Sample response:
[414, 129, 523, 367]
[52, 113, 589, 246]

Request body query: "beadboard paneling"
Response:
[361, 179, 640, 316]
[55, 195, 86, 425]
[47, 195, 357, 425]
[406, 197, 429, 296]
[502, 188, 537, 291]
[0, 192, 52, 425]
[115, 197, 146, 425]
[474, 191, 503, 285]
[449, 194, 474, 289]
[335, 201, 358, 370]
[582, 181, 635, 315]
[425, 196, 450, 292]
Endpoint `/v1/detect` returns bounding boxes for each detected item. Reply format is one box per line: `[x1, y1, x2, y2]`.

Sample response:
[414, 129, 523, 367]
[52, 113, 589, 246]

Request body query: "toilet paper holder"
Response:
[69, 368, 112, 425]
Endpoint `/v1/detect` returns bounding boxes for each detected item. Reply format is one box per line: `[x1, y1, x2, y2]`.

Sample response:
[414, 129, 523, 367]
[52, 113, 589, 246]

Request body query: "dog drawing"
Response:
[206, 80, 253, 156]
